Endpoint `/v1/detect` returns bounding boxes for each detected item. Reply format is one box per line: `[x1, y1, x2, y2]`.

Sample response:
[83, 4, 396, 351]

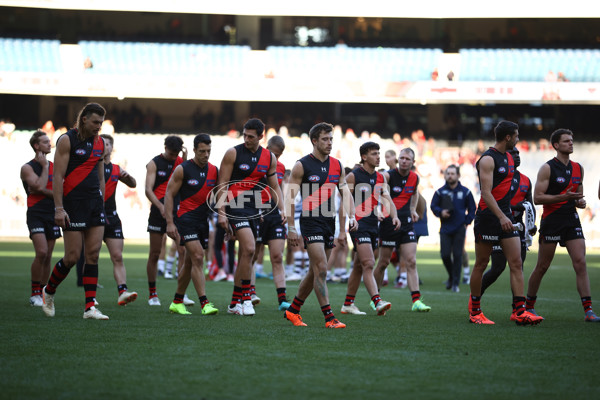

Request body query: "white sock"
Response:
[165, 255, 175, 272]
[256, 263, 264, 274]
[157, 259, 165, 273]
[294, 251, 304, 273]
[463, 267, 470, 275]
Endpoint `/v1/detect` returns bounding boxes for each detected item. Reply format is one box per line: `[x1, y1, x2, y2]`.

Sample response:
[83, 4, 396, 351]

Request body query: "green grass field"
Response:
[1, 240, 599, 400]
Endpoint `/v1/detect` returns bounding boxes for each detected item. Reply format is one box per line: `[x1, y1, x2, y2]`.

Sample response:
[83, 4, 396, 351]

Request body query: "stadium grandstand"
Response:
[1, 1, 599, 246]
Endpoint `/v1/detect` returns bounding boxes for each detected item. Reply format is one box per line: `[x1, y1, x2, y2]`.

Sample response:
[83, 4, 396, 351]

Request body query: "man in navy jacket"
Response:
[431, 165, 476, 292]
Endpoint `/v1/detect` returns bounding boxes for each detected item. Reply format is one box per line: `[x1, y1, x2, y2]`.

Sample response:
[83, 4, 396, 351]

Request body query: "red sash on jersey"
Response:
[154, 156, 183, 201]
[63, 136, 104, 197]
[229, 148, 272, 200]
[355, 171, 384, 221]
[510, 172, 530, 207]
[178, 163, 218, 217]
[542, 161, 581, 218]
[27, 161, 54, 208]
[479, 151, 514, 211]
[392, 171, 417, 210]
[104, 164, 120, 201]
[260, 160, 285, 204]
[302, 157, 341, 212]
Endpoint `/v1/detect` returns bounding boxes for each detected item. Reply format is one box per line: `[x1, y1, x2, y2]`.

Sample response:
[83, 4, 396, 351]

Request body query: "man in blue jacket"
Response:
[431, 165, 476, 292]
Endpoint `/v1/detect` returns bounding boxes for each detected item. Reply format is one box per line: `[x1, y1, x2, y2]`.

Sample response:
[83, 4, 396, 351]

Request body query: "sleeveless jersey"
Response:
[62, 129, 104, 200]
[259, 159, 285, 208]
[476, 147, 514, 216]
[151, 154, 183, 202]
[510, 170, 531, 221]
[177, 160, 218, 219]
[386, 169, 418, 223]
[228, 143, 272, 211]
[542, 158, 582, 219]
[298, 154, 342, 220]
[23, 159, 54, 212]
[103, 162, 120, 213]
[352, 166, 385, 227]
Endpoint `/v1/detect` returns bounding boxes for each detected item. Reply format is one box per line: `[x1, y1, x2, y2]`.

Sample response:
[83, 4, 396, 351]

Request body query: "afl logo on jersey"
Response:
[308, 175, 320, 182]
[392, 186, 402, 193]
[158, 171, 167, 177]
[75, 149, 86, 156]
[187, 179, 199, 186]
[556, 177, 566, 183]
[240, 164, 250, 171]
[498, 167, 506, 173]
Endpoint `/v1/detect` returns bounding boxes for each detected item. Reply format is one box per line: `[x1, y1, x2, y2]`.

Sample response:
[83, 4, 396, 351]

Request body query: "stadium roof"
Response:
[2, 0, 600, 18]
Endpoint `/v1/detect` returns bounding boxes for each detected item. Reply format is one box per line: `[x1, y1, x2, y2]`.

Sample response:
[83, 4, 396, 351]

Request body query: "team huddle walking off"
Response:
[22, 103, 599, 326]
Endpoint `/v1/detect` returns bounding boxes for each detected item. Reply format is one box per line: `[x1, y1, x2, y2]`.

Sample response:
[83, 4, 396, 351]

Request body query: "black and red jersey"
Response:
[177, 160, 218, 219]
[62, 129, 104, 200]
[510, 170, 532, 221]
[151, 154, 183, 202]
[386, 169, 418, 223]
[352, 166, 385, 227]
[259, 159, 285, 205]
[228, 143, 272, 210]
[476, 147, 514, 216]
[298, 154, 342, 219]
[542, 158, 582, 219]
[23, 159, 54, 212]
[103, 162, 120, 213]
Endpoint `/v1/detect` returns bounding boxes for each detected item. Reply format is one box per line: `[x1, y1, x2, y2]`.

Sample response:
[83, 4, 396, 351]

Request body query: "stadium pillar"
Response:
[236, 16, 260, 49]
[427, 104, 445, 138]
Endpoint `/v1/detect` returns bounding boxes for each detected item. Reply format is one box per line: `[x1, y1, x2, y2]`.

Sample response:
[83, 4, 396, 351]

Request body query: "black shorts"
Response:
[492, 240, 527, 258]
[257, 212, 286, 244]
[350, 224, 379, 250]
[26, 211, 61, 240]
[64, 196, 105, 231]
[147, 204, 167, 234]
[177, 216, 209, 249]
[104, 212, 123, 239]
[300, 217, 335, 249]
[227, 207, 259, 237]
[540, 213, 584, 246]
[473, 213, 519, 244]
[492, 230, 527, 254]
[379, 218, 417, 248]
